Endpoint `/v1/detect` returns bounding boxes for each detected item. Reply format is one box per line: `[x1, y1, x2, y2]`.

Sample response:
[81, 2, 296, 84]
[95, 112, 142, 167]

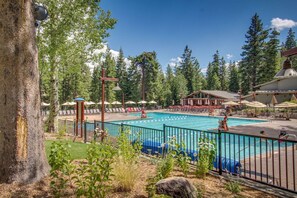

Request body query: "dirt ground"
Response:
[0, 157, 276, 198]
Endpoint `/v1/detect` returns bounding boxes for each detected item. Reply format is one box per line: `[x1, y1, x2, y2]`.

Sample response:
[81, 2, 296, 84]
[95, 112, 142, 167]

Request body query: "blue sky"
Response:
[101, 0, 297, 72]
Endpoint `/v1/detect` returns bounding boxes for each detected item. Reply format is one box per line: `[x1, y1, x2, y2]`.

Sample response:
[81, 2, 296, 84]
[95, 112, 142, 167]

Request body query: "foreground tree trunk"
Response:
[0, 0, 49, 183]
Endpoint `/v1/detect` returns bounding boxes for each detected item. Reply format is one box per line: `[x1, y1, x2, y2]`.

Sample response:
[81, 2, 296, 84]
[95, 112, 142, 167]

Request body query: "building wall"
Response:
[245, 93, 293, 105]
[260, 77, 297, 90]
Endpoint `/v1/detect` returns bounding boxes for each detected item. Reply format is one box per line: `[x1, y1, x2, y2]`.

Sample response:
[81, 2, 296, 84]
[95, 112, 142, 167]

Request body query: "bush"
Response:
[196, 137, 216, 178]
[112, 156, 140, 192]
[225, 181, 241, 194]
[74, 141, 116, 198]
[112, 129, 142, 192]
[174, 141, 191, 177]
[48, 141, 74, 197]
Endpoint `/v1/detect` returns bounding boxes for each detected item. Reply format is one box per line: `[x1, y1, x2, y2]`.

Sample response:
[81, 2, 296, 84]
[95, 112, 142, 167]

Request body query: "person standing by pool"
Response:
[141, 109, 147, 119]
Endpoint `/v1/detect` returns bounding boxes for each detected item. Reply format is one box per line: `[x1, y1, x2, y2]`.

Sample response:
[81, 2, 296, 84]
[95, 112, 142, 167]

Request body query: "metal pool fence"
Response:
[59, 119, 297, 193]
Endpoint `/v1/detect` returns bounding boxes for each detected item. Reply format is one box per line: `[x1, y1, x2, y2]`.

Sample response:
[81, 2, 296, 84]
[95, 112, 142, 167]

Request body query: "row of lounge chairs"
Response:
[42, 107, 145, 116]
[167, 105, 222, 113]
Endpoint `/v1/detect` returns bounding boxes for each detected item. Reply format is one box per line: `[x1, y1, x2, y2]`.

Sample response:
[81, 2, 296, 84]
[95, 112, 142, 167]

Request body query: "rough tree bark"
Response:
[0, 0, 49, 183]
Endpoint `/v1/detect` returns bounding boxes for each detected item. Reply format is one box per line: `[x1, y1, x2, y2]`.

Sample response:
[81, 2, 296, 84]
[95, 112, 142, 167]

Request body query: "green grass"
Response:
[45, 140, 88, 160]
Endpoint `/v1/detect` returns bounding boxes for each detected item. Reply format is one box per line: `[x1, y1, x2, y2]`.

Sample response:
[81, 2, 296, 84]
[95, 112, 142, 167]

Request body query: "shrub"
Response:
[225, 181, 241, 194]
[112, 129, 142, 192]
[74, 141, 116, 198]
[174, 141, 191, 176]
[48, 141, 74, 197]
[112, 156, 140, 192]
[196, 137, 216, 178]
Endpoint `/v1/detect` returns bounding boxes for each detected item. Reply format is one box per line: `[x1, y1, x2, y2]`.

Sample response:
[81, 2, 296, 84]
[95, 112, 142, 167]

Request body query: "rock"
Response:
[155, 177, 198, 198]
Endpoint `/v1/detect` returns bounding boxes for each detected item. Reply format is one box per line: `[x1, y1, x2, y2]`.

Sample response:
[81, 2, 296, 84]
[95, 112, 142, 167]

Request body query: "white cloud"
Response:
[271, 18, 297, 31]
[87, 44, 131, 71]
[226, 54, 233, 60]
[168, 57, 182, 67]
[201, 68, 207, 74]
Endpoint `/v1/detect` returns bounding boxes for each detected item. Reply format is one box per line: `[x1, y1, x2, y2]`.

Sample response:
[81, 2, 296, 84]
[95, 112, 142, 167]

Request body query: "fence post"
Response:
[162, 124, 166, 158]
[84, 121, 87, 143]
[121, 123, 124, 134]
[93, 121, 96, 141]
[64, 119, 67, 134]
[218, 129, 222, 175]
[73, 120, 76, 136]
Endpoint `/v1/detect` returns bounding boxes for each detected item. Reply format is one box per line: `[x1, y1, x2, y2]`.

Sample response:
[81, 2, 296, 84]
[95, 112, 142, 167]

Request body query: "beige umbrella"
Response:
[111, 101, 122, 105]
[148, 100, 157, 104]
[246, 101, 266, 108]
[275, 102, 297, 120]
[270, 95, 278, 106]
[41, 102, 50, 106]
[240, 100, 250, 104]
[98, 101, 110, 105]
[62, 101, 75, 106]
[125, 101, 136, 104]
[138, 100, 147, 104]
[291, 94, 297, 102]
[222, 101, 239, 106]
[85, 101, 96, 105]
[275, 102, 297, 108]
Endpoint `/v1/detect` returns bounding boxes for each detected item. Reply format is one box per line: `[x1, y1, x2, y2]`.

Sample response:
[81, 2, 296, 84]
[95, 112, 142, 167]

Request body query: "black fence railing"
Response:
[59, 119, 297, 193]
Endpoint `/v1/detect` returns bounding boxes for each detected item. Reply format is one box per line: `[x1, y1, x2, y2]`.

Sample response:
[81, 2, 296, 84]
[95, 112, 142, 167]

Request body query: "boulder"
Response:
[155, 177, 197, 198]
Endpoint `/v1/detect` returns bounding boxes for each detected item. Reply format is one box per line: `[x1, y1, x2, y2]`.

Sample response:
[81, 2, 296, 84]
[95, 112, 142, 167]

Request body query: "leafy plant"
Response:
[48, 141, 74, 197]
[74, 141, 116, 198]
[174, 141, 191, 176]
[117, 129, 142, 162]
[225, 181, 241, 194]
[196, 137, 216, 178]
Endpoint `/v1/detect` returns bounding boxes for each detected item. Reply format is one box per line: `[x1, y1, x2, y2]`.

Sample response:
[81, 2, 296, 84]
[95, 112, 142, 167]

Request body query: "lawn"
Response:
[45, 140, 88, 160]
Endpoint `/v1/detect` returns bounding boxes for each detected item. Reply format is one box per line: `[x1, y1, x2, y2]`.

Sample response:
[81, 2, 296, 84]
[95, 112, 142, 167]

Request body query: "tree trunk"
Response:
[0, 0, 49, 183]
[46, 59, 59, 133]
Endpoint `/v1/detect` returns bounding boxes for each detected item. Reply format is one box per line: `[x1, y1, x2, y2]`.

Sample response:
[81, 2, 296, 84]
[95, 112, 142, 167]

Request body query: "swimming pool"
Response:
[112, 112, 266, 131]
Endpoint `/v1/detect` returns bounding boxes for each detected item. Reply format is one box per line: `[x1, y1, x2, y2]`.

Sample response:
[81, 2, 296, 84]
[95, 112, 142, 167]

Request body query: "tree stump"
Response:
[155, 177, 197, 198]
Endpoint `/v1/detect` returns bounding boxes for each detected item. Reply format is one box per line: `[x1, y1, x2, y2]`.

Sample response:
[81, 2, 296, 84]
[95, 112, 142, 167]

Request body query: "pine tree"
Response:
[164, 65, 174, 106]
[206, 51, 221, 90]
[172, 70, 188, 105]
[240, 13, 268, 94]
[219, 57, 228, 90]
[285, 28, 297, 49]
[259, 29, 280, 84]
[179, 45, 202, 93]
[229, 62, 240, 92]
[284, 28, 297, 70]
[115, 48, 128, 103]
[90, 66, 102, 102]
[104, 49, 116, 102]
[126, 58, 141, 102]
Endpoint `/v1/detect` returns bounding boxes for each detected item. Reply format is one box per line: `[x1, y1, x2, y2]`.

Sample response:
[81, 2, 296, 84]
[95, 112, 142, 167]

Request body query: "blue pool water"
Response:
[113, 112, 266, 131]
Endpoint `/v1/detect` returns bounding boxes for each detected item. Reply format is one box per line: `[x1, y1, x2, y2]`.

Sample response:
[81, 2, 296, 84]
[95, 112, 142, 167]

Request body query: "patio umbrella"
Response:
[222, 101, 239, 106]
[98, 101, 110, 105]
[62, 101, 75, 106]
[148, 100, 157, 104]
[84, 101, 96, 105]
[111, 101, 122, 105]
[245, 101, 266, 108]
[270, 95, 278, 106]
[240, 100, 250, 104]
[275, 101, 297, 108]
[125, 101, 136, 104]
[138, 100, 147, 104]
[275, 102, 297, 120]
[41, 102, 50, 106]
